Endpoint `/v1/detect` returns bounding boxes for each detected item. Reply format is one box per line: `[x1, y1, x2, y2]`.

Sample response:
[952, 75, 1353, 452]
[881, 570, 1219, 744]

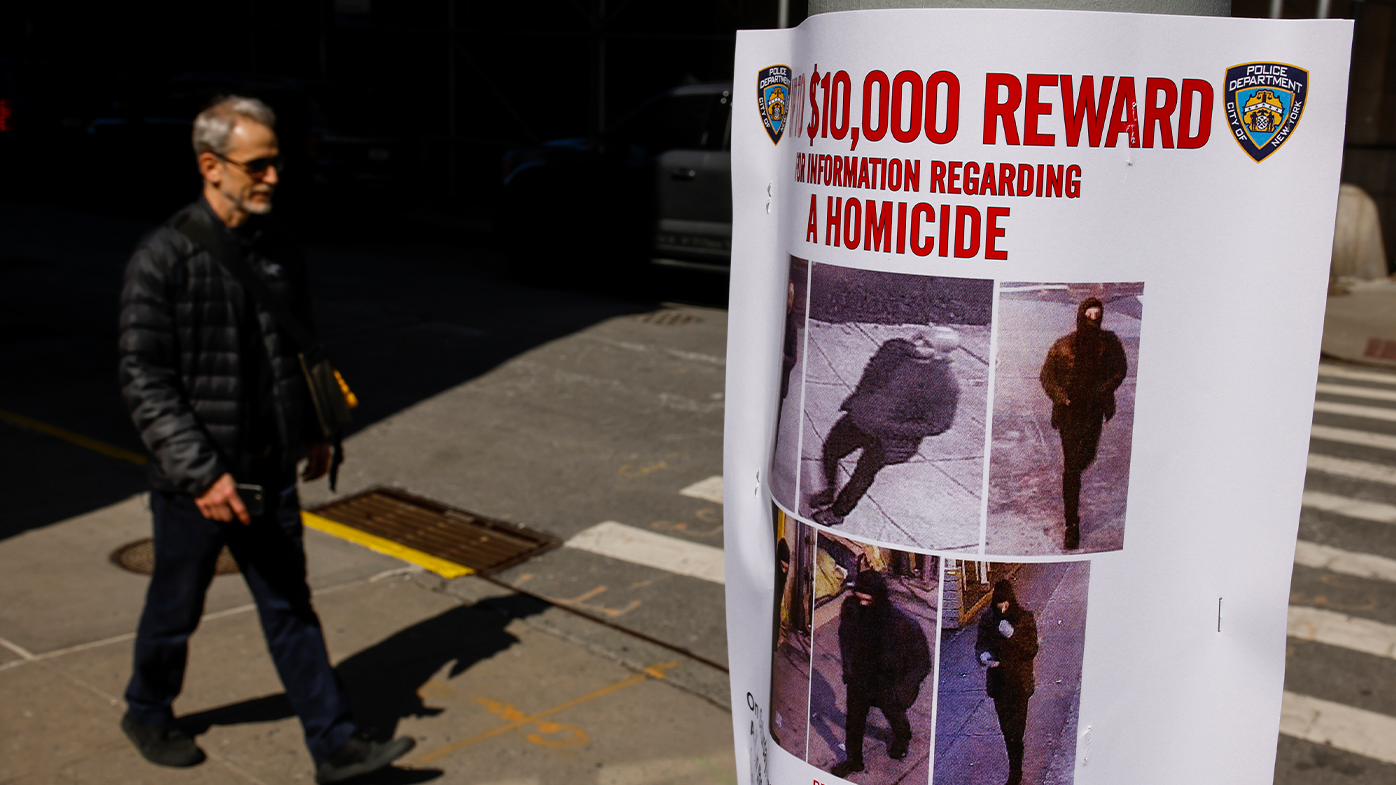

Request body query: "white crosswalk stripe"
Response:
[560, 479, 727, 585]
[1281, 691, 1396, 766]
[1313, 400, 1396, 423]
[679, 476, 724, 505]
[1307, 453, 1396, 485]
[1310, 423, 1396, 451]
[1316, 381, 1396, 403]
[1288, 605, 1396, 660]
[1318, 365, 1396, 386]
[1301, 490, 1396, 524]
[1286, 366, 1396, 766]
[566, 521, 725, 584]
[1294, 540, 1396, 584]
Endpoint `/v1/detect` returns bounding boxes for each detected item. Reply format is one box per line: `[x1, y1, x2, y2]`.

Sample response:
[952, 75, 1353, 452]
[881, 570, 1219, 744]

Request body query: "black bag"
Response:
[171, 213, 356, 487]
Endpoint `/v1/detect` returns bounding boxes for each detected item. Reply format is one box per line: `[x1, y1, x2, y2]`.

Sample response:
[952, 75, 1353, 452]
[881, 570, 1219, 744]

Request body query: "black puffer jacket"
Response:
[841, 338, 959, 462]
[838, 571, 932, 710]
[119, 198, 315, 495]
[1040, 297, 1128, 427]
[975, 580, 1039, 701]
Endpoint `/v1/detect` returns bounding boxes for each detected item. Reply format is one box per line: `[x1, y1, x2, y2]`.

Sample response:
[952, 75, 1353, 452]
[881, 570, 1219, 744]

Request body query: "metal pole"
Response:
[1270, 0, 1283, 18]
[779, 0, 791, 27]
[811, 0, 1228, 15]
[1317, 0, 1331, 19]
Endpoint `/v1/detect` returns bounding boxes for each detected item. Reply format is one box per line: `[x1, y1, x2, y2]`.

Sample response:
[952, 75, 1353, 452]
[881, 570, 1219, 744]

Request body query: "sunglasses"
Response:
[215, 152, 284, 175]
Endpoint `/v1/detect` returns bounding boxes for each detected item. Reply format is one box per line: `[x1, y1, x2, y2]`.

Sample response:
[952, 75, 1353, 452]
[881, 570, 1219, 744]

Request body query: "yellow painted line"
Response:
[415, 661, 680, 764]
[300, 511, 474, 579]
[0, 408, 147, 465]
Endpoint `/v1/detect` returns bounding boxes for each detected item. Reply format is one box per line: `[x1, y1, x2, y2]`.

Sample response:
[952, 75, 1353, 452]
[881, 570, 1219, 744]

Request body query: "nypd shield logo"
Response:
[757, 65, 792, 146]
[1225, 62, 1309, 162]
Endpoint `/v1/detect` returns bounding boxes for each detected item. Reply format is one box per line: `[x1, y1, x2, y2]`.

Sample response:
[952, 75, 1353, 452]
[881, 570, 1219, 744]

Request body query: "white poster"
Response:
[724, 10, 1352, 785]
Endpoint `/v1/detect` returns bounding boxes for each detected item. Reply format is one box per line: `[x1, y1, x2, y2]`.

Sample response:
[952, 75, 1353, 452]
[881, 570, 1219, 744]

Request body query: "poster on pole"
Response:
[725, 10, 1352, 785]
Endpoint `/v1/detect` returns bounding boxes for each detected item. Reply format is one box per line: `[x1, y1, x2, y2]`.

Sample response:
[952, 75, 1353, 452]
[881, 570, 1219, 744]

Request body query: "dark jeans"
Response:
[821, 416, 888, 516]
[994, 693, 1030, 781]
[993, 693, 1029, 745]
[124, 468, 355, 764]
[844, 687, 911, 763]
[1057, 408, 1104, 525]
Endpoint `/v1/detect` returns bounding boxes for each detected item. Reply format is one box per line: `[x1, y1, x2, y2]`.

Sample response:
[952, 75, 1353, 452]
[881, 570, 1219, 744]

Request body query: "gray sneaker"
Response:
[121, 713, 206, 767]
[316, 735, 415, 784]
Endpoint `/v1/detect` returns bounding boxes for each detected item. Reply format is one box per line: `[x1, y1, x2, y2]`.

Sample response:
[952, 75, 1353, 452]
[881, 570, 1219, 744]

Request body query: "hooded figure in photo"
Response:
[1039, 297, 1128, 550]
[772, 537, 792, 652]
[976, 579, 1039, 785]
[811, 327, 959, 526]
[830, 570, 932, 777]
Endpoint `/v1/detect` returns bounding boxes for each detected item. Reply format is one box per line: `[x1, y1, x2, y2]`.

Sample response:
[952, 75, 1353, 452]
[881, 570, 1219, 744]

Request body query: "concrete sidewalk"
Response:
[0, 494, 736, 785]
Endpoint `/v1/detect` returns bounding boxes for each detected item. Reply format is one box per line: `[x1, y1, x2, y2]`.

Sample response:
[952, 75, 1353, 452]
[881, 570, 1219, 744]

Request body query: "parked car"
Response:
[500, 83, 733, 273]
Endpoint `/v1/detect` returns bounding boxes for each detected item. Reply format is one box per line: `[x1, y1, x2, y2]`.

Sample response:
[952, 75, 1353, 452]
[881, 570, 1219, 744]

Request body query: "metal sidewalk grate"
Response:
[110, 539, 239, 576]
[308, 487, 558, 574]
[635, 310, 701, 326]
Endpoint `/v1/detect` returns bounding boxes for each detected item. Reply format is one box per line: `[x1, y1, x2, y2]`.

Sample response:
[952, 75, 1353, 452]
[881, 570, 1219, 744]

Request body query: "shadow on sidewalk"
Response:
[176, 593, 550, 782]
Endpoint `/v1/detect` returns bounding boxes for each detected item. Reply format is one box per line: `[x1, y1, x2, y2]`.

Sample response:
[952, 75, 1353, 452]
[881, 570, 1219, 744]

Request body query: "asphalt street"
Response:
[1277, 361, 1396, 784]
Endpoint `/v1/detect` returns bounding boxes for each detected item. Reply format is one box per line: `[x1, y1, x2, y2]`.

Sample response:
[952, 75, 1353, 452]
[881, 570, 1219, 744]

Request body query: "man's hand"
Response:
[196, 473, 251, 524]
[998, 619, 1015, 638]
[303, 443, 333, 481]
[978, 651, 1000, 668]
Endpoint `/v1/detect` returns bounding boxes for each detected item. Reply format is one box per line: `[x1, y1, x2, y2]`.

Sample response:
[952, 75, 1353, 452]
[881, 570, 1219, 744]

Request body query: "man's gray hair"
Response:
[192, 96, 276, 157]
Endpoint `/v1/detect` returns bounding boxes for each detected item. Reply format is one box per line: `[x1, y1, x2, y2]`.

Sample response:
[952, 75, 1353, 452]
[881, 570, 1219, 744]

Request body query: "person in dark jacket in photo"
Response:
[117, 96, 411, 783]
[1039, 297, 1128, 550]
[976, 579, 1039, 785]
[811, 327, 959, 527]
[780, 277, 801, 405]
[829, 570, 932, 778]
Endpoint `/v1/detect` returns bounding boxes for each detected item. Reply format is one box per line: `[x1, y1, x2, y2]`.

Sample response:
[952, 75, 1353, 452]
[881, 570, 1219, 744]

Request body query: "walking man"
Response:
[830, 570, 932, 777]
[811, 327, 959, 526]
[1039, 297, 1128, 550]
[976, 579, 1039, 785]
[118, 96, 412, 782]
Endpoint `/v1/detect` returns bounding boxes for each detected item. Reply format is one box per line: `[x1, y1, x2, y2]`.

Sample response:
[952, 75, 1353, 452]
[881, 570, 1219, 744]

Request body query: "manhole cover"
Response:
[110, 539, 240, 576]
[636, 310, 701, 326]
[309, 487, 558, 574]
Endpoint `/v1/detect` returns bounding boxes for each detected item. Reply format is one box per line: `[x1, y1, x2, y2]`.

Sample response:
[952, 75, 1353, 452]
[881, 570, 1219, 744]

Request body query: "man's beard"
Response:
[225, 186, 273, 215]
